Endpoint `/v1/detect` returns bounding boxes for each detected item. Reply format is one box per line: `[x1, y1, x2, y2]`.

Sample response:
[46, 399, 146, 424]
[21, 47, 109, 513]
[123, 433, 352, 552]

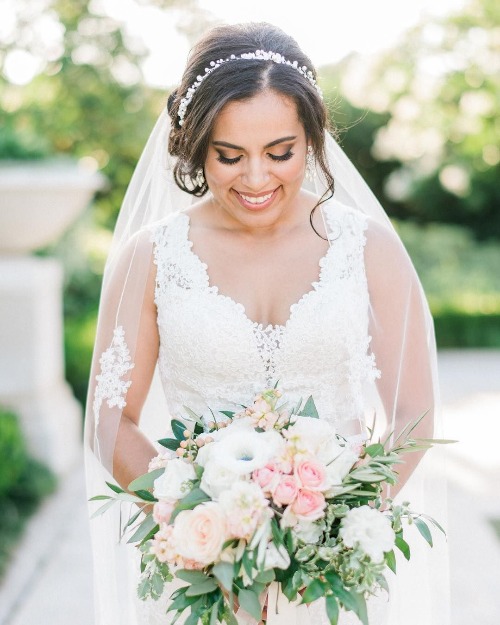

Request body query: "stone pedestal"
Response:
[0, 160, 104, 474]
[0, 257, 82, 473]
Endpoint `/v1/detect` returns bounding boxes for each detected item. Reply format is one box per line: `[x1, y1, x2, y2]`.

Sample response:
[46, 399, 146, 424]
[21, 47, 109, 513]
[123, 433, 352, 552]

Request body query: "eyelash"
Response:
[216, 150, 295, 166]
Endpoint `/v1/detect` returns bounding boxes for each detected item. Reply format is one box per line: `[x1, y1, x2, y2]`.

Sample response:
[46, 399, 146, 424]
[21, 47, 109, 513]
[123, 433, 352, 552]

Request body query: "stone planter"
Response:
[0, 159, 105, 474]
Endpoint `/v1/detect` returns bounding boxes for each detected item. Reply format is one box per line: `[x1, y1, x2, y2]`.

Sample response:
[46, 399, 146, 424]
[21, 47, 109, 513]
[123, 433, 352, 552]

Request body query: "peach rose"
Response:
[172, 502, 227, 565]
[253, 462, 281, 493]
[295, 459, 327, 491]
[291, 489, 326, 521]
[273, 475, 299, 507]
[153, 500, 175, 525]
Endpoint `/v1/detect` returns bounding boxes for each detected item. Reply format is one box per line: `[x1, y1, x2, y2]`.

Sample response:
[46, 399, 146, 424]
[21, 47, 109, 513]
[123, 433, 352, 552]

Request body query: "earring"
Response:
[195, 168, 205, 187]
[305, 145, 316, 182]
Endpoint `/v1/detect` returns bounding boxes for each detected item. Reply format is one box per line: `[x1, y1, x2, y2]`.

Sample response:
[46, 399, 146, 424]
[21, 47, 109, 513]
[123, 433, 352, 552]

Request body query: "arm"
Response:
[365, 219, 436, 499]
[89, 228, 161, 492]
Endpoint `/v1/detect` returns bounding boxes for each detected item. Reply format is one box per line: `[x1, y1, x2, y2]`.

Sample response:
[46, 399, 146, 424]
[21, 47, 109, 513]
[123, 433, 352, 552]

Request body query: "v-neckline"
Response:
[179, 212, 335, 332]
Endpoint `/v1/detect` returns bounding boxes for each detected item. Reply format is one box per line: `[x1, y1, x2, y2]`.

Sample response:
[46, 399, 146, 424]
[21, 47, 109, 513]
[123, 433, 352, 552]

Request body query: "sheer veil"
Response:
[84, 109, 450, 625]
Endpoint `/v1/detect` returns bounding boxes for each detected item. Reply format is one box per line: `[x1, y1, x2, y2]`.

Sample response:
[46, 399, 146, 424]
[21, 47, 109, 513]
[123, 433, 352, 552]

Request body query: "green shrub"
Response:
[0, 409, 57, 579]
[64, 309, 98, 408]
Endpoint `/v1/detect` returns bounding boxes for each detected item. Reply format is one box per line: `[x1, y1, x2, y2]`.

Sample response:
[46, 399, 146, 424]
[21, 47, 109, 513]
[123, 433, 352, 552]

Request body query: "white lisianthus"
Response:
[263, 542, 291, 570]
[293, 519, 324, 544]
[153, 459, 196, 501]
[339, 505, 395, 563]
[210, 429, 284, 476]
[200, 462, 243, 499]
[324, 448, 358, 495]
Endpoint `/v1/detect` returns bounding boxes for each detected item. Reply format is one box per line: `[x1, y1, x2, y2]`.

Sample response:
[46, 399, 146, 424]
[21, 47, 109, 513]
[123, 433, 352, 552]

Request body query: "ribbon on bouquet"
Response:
[235, 582, 312, 625]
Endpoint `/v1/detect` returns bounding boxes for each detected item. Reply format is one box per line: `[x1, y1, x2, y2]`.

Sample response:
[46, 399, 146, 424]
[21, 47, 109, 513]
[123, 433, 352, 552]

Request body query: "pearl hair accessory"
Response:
[177, 49, 323, 126]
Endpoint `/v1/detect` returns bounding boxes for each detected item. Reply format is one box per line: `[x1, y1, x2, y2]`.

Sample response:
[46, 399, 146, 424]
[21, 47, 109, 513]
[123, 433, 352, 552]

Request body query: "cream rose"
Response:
[172, 502, 227, 565]
[153, 459, 196, 502]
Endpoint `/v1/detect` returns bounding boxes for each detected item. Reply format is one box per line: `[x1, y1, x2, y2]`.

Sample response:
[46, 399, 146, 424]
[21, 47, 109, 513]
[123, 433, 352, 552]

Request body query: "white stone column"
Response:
[0, 160, 104, 474]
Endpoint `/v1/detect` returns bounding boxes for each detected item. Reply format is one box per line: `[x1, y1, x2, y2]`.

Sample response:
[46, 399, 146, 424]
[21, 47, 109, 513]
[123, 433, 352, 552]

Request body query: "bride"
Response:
[84, 21, 449, 625]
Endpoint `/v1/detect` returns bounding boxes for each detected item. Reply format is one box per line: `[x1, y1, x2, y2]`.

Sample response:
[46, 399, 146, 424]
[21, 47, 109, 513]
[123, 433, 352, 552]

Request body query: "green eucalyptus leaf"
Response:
[90, 498, 118, 519]
[127, 515, 158, 544]
[364, 443, 385, 458]
[385, 549, 397, 574]
[128, 468, 164, 492]
[238, 589, 262, 622]
[325, 594, 339, 624]
[414, 517, 433, 547]
[184, 610, 201, 625]
[158, 437, 181, 451]
[105, 481, 126, 494]
[210, 599, 221, 625]
[299, 396, 319, 418]
[395, 534, 411, 560]
[171, 419, 188, 441]
[176, 570, 210, 584]
[212, 562, 235, 592]
[185, 579, 218, 596]
[301, 579, 326, 604]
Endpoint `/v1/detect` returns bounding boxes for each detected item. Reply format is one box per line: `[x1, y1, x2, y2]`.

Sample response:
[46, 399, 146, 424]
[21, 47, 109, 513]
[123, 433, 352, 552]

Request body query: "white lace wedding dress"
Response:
[126, 200, 390, 624]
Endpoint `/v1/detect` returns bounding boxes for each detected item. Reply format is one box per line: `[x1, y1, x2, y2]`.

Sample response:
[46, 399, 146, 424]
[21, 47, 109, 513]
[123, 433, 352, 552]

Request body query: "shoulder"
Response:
[147, 210, 188, 247]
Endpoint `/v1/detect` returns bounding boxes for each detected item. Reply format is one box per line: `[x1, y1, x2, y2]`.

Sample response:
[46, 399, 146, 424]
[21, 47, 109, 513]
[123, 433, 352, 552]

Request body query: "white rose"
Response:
[172, 502, 227, 565]
[200, 461, 244, 499]
[263, 542, 291, 570]
[339, 506, 395, 563]
[324, 448, 358, 495]
[153, 459, 196, 501]
[293, 519, 324, 544]
[285, 417, 337, 454]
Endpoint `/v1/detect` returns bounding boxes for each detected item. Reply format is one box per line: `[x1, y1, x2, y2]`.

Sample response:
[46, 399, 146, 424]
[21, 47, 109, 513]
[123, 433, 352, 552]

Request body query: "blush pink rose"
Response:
[295, 459, 327, 491]
[273, 475, 299, 507]
[253, 462, 280, 493]
[172, 502, 227, 565]
[291, 489, 326, 521]
[153, 500, 175, 525]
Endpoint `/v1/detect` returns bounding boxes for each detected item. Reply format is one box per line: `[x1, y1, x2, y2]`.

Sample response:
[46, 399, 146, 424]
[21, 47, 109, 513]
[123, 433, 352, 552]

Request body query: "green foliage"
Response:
[0, 408, 57, 578]
[322, 0, 500, 240]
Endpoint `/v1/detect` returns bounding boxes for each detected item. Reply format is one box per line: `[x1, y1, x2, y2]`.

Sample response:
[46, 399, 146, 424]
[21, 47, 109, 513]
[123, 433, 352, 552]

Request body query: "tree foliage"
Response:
[326, 0, 500, 239]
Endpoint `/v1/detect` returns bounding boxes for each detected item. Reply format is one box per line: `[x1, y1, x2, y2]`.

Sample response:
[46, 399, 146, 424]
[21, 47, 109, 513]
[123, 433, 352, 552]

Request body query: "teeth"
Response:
[240, 191, 273, 204]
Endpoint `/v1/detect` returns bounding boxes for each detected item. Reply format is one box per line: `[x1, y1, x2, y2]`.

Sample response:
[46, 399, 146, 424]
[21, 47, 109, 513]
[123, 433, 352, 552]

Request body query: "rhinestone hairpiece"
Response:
[177, 49, 323, 126]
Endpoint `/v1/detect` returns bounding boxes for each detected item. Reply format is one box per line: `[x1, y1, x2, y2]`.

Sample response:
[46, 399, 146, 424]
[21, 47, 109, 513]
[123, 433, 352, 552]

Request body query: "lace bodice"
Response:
[149, 200, 379, 432]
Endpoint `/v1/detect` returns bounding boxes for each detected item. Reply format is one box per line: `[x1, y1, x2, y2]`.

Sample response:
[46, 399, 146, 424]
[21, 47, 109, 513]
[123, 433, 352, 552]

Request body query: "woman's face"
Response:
[204, 89, 309, 230]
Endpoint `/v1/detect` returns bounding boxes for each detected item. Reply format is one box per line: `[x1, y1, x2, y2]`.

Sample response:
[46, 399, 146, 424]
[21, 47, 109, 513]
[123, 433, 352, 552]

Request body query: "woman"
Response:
[85, 22, 449, 625]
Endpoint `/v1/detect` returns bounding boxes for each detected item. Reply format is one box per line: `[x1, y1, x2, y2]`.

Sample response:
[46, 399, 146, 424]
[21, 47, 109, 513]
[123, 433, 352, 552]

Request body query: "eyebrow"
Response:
[211, 135, 297, 150]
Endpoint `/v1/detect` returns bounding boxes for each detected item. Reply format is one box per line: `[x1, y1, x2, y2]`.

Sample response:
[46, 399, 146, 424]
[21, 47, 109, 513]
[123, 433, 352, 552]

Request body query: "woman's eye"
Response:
[216, 154, 242, 165]
[269, 150, 294, 162]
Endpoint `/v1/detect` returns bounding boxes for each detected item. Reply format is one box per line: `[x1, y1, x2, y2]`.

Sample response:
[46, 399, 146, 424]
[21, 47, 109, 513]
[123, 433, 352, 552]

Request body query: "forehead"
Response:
[211, 90, 305, 145]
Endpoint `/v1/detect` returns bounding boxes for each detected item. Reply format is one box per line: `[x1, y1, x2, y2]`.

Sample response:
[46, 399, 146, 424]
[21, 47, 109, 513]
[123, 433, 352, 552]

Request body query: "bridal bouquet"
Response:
[91, 388, 447, 625]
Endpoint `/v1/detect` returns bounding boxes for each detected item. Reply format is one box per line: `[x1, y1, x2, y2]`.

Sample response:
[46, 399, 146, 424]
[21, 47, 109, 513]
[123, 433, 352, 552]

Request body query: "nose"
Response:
[240, 156, 270, 190]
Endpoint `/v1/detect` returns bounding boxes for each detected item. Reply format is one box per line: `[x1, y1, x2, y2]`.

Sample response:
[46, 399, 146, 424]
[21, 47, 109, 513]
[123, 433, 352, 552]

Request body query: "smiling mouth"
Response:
[235, 188, 279, 206]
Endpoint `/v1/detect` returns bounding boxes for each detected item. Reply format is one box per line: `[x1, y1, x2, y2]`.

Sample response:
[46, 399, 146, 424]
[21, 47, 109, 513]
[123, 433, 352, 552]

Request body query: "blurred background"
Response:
[0, 0, 498, 624]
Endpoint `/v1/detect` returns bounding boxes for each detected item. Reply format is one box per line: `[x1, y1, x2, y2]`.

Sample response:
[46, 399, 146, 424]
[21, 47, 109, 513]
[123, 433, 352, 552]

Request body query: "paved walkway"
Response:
[0, 349, 498, 625]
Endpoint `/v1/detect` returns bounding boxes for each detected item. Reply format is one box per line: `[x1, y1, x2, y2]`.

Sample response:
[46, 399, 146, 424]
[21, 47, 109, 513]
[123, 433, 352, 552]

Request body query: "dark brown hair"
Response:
[167, 22, 335, 225]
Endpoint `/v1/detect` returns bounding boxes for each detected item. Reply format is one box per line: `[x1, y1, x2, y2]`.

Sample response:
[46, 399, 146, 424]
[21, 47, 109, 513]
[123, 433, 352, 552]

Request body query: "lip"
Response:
[233, 187, 280, 211]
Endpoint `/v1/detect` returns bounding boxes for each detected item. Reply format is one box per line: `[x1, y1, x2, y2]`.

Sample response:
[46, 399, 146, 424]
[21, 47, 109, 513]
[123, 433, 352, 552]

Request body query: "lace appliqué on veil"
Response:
[93, 325, 135, 427]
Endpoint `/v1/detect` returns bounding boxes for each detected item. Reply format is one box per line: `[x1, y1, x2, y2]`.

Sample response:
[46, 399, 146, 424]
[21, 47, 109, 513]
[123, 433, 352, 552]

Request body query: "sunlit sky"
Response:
[118, 0, 466, 88]
[0, 0, 466, 87]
